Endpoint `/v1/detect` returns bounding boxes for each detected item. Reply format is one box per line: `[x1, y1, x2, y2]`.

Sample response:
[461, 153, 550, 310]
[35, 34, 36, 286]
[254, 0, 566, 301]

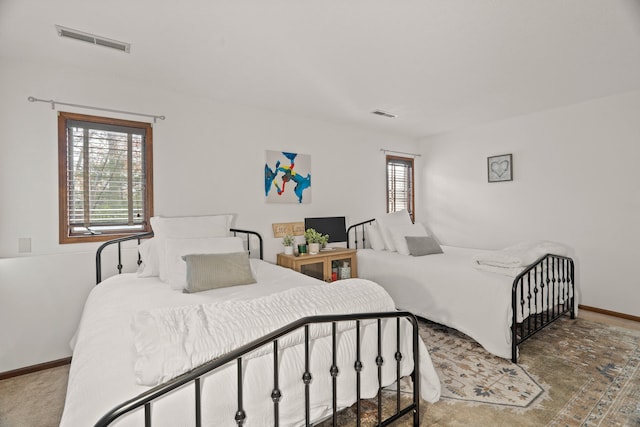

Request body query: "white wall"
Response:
[0, 58, 420, 372]
[418, 90, 640, 317]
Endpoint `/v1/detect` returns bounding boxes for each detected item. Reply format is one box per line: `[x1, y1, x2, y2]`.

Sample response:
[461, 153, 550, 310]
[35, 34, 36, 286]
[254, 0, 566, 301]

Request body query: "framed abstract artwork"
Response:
[264, 150, 312, 203]
[487, 154, 513, 183]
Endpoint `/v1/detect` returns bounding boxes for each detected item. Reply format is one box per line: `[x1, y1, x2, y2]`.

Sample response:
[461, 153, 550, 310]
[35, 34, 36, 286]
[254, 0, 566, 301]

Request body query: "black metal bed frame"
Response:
[94, 312, 421, 427]
[92, 229, 422, 426]
[347, 219, 575, 363]
[95, 228, 263, 284]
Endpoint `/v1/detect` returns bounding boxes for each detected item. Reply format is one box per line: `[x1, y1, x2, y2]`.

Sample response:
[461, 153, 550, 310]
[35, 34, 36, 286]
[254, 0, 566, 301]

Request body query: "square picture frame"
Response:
[487, 154, 513, 182]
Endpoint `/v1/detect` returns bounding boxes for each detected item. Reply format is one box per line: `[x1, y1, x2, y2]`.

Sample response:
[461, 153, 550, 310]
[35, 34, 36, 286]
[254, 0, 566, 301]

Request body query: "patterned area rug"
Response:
[421, 320, 545, 408]
[319, 316, 640, 426]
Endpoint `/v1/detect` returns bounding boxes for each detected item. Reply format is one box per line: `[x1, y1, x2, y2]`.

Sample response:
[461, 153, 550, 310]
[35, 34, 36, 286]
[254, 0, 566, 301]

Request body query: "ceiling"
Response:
[1, 0, 640, 138]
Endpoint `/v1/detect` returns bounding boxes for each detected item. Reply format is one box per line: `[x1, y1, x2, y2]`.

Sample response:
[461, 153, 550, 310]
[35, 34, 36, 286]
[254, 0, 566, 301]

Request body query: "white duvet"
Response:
[356, 247, 576, 360]
[60, 259, 440, 427]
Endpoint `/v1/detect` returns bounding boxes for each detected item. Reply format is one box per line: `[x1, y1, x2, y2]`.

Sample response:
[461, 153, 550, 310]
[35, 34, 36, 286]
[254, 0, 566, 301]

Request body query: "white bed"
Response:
[347, 212, 576, 362]
[357, 247, 519, 359]
[60, 225, 441, 426]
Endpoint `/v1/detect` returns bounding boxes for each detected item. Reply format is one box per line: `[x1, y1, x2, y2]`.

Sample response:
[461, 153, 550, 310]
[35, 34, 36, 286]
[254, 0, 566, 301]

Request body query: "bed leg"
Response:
[570, 297, 576, 319]
[511, 326, 518, 364]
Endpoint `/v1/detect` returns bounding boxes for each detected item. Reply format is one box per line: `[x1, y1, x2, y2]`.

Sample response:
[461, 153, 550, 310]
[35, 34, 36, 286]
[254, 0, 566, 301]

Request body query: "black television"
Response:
[304, 216, 347, 243]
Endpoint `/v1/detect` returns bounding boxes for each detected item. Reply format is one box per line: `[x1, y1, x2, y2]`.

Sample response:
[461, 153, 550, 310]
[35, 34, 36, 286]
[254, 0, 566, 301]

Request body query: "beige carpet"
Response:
[1, 317, 639, 427]
[0, 364, 69, 427]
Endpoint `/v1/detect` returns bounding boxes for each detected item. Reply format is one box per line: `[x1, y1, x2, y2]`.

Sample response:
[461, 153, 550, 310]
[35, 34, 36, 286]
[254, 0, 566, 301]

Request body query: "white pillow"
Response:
[376, 210, 413, 252]
[150, 215, 234, 281]
[365, 223, 386, 251]
[150, 215, 233, 239]
[390, 222, 429, 256]
[162, 236, 245, 290]
[137, 238, 160, 277]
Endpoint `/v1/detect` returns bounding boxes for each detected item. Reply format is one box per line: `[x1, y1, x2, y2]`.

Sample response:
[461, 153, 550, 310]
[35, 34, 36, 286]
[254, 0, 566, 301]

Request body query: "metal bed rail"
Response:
[95, 232, 154, 284]
[346, 219, 375, 249]
[95, 228, 264, 284]
[511, 253, 575, 362]
[94, 311, 422, 427]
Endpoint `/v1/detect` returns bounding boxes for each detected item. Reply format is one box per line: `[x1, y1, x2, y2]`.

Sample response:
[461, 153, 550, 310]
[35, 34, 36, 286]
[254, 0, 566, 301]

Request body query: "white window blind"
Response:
[386, 156, 414, 218]
[65, 119, 147, 235]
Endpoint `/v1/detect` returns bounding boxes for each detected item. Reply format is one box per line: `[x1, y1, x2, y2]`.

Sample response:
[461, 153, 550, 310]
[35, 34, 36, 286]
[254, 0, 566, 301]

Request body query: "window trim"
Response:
[58, 111, 154, 244]
[386, 155, 415, 222]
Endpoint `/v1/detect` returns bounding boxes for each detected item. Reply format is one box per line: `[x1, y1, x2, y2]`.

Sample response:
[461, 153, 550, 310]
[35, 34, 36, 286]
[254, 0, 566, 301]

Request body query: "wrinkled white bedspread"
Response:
[61, 260, 441, 427]
[133, 279, 395, 386]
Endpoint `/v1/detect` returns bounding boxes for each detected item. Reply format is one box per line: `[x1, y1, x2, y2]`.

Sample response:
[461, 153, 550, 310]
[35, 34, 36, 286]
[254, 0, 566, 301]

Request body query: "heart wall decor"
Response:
[487, 154, 513, 182]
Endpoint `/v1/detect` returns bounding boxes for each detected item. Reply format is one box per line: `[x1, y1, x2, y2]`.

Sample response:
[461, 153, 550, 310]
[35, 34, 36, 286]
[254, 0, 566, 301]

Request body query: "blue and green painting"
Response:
[265, 150, 311, 203]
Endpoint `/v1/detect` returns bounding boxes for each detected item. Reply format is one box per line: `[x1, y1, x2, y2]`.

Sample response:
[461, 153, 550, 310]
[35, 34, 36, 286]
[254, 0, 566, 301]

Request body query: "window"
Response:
[58, 112, 153, 243]
[386, 155, 414, 222]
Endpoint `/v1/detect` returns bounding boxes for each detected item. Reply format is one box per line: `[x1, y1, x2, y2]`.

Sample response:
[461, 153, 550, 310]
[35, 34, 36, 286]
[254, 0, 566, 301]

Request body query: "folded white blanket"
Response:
[472, 263, 526, 278]
[132, 279, 396, 386]
[472, 240, 570, 277]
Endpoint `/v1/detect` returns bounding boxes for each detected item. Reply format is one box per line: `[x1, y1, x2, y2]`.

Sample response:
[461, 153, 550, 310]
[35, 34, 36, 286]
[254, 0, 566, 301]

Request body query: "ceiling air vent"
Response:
[371, 110, 397, 118]
[55, 25, 131, 53]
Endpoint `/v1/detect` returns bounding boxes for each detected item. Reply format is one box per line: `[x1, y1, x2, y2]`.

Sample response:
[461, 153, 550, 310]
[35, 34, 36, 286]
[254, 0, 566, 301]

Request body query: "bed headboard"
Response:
[95, 228, 264, 284]
[346, 219, 375, 249]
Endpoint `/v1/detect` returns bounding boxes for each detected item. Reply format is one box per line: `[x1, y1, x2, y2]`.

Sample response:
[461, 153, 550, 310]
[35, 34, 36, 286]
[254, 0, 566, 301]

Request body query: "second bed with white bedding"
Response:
[356, 246, 575, 361]
[357, 247, 517, 359]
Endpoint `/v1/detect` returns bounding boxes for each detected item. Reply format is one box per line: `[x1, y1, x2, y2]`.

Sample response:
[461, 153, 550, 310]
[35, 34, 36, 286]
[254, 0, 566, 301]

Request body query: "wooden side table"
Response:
[276, 248, 358, 282]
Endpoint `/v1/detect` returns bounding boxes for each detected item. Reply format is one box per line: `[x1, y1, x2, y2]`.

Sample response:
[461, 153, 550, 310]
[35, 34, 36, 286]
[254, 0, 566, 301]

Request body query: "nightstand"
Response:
[276, 248, 358, 282]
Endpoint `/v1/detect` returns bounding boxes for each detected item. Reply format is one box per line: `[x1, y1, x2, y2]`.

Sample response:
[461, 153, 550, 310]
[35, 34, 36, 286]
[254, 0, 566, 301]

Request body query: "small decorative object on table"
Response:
[339, 261, 351, 279]
[282, 234, 295, 255]
[304, 228, 329, 255]
[297, 243, 307, 255]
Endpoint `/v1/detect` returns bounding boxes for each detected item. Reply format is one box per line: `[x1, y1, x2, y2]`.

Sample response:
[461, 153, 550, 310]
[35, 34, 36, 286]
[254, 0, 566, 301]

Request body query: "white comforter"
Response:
[134, 280, 398, 386]
[61, 260, 440, 427]
[357, 247, 575, 360]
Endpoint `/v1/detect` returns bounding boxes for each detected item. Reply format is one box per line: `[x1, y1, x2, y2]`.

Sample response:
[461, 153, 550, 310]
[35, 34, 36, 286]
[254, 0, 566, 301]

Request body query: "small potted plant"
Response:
[304, 228, 329, 254]
[282, 233, 295, 255]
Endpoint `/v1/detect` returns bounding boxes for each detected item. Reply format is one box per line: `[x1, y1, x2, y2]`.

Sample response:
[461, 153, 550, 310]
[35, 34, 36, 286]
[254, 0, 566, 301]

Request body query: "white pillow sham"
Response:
[150, 214, 234, 282]
[390, 222, 429, 256]
[376, 210, 413, 252]
[365, 223, 386, 251]
[150, 214, 233, 239]
[137, 238, 160, 277]
[162, 236, 245, 290]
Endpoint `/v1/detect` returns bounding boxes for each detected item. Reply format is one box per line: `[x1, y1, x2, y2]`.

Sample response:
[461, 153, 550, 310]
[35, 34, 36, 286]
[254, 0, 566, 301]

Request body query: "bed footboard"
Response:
[511, 254, 575, 362]
[94, 312, 422, 427]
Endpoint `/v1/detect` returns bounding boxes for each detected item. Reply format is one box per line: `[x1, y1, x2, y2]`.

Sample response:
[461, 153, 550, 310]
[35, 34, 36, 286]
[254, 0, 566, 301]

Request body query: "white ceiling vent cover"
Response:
[371, 110, 397, 118]
[55, 25, 130, 53]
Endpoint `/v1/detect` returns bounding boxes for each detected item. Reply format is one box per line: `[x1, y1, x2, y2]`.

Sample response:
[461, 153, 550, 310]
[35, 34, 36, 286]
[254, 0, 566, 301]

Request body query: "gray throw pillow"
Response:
[405, 236, 443, 256]
[182, 252, 256, 293]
